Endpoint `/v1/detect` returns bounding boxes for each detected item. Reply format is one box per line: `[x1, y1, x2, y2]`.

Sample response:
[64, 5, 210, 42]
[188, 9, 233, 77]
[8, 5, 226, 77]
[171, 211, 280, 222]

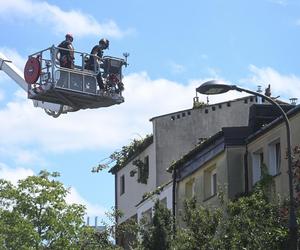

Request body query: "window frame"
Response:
[120, 174, 125, 195]
[268, 139, 281, 176]
[211, 169, 217, 196]
[252, 149, 264, 185]
[185, 178, 195, 199]
[204, 165, 217, 200]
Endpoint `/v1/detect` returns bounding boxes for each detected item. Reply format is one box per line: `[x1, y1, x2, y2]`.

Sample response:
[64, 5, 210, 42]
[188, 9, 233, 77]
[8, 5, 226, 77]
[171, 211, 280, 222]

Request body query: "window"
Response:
[211, 169, 217, 196]
[269, 141, 281, 175]
[204, 167, 217, 199]
[185, 178, 195, 199]
[161, 197, 167, 208]
[120, 175, 125, 195]
[252, 151, 264, 185]
[141, 208, 152, 229]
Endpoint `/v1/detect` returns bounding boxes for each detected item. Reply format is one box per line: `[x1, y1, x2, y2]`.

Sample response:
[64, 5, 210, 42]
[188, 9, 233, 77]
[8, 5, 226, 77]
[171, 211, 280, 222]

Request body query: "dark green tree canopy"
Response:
[0, 170, 119, 250]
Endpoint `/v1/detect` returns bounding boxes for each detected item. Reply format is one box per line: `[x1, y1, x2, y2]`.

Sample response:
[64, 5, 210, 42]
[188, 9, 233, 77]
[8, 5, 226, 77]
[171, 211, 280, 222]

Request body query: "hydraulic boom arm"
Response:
[0, 52, 72, 117]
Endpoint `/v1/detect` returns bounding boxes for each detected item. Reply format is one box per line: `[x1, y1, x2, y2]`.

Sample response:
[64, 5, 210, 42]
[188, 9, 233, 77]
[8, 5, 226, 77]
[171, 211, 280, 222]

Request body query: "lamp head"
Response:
[196, 80, 235, 95]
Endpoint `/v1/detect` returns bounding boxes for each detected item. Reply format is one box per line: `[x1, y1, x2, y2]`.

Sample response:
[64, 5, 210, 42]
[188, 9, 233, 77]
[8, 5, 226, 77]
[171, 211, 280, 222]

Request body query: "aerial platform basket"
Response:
[24, 46, 127, 111]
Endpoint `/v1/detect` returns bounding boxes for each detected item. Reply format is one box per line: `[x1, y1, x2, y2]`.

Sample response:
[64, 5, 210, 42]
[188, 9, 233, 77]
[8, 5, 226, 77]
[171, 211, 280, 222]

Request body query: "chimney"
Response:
[290, 98, 298, 105]
[95, 216, 98, 227]
[256, 85, 262, 104]
[87, 216, 90, 226]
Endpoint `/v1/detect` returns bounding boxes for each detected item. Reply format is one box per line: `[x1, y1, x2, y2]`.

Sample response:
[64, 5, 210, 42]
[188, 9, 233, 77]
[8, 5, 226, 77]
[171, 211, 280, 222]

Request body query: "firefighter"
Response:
[57, 33, 74, 69]
[85, 38, 110, 90]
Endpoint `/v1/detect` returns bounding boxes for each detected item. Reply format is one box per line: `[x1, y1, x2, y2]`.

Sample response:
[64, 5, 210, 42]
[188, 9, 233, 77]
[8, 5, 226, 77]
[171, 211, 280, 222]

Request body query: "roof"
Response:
[149, 95, 289, 122]
[149, 95, 253, 121]
[109, 135, 153, 174]
[167, 126, 251, 173]
[247, 104, 300, 143]
[135, 180, 172, 207]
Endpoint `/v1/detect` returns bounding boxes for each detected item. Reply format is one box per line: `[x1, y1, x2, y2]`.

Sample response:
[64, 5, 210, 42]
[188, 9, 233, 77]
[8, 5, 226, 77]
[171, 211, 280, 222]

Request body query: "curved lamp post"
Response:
[196, 80, 298, 249]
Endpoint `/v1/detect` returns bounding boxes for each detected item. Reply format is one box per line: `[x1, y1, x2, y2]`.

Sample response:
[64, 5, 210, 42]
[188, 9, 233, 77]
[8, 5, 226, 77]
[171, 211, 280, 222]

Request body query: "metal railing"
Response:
[28, 46, 125, 97]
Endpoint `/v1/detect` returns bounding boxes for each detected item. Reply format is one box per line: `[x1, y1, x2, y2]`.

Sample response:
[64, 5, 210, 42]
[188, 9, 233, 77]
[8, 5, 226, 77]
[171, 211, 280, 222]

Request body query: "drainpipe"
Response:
[172, 168, 177, 237]
[244, 145, 249, 195]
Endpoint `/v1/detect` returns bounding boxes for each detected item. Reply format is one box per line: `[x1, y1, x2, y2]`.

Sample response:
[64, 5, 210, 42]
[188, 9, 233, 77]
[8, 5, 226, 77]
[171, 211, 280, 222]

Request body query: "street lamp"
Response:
[197, 80, 298, 249]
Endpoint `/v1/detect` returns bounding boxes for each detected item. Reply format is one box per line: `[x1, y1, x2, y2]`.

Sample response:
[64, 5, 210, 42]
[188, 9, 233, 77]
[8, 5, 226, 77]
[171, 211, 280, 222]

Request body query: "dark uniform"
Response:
[86, 39, 109, 90]
[85, 45, 103, 71]
[56, 34, 74, 88]
[57, 40, 74, 69]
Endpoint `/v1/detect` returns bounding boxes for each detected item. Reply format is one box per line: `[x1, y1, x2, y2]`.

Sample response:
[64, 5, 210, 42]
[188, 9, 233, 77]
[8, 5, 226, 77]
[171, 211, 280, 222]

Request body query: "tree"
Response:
[213, 187, 288, 250]
[140, 200, 173, 250]
[173, 198, 221, 250]
[171, 171, 289, 250]
[0, 170, 119, 250]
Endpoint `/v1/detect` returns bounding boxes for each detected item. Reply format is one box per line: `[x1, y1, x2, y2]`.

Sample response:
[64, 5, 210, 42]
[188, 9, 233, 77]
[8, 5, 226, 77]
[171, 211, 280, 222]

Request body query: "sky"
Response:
[0, 0, 300, 223]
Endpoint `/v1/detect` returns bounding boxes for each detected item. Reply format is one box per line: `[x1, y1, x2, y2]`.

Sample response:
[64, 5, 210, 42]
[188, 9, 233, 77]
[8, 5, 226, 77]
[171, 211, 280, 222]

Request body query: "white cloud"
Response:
[0, 146, 46, 166]
[245, 65, 300, 102]
[0, 164, 106, 218]
[66, 187, 106, 218]
[0, 51, 247, 153]
[0, 0, 129, 38]
[0, 72, 199, 152]
[0, 47, 26, 70]
[0, 163, 34, 185]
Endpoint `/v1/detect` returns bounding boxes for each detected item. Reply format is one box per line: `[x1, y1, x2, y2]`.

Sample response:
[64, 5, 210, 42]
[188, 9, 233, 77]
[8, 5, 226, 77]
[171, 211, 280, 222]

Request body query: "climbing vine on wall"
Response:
[292, 146, 300, 204]
[91, 134, 153, 173]
[132, 158, 149, 184]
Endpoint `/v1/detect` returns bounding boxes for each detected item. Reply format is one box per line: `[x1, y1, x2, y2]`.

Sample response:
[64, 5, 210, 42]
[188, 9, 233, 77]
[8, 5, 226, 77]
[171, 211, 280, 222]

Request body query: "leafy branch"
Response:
[91, 134, 152, 173]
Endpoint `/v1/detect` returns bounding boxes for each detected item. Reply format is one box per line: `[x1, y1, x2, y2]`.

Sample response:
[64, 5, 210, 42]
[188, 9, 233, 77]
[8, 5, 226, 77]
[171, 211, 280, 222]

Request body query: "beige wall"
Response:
[176, 152, 227, 218]
[176, 146, 246, 221]
[227, 147, 246, 199]
[247, 111, 300, 198]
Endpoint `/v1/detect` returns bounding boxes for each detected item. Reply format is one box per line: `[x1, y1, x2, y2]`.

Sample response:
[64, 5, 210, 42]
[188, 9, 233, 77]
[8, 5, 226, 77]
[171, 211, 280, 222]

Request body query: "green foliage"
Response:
[142, 182, 170, 201]
[0, 170, 119, 250]
[78, 226, 121, 250]
[174, 198, 221, 250]
[140, 200, 173, 250]
[92, 134, 152, 173]
[132, 159, 149, 184]
[213, 187, 288, 250]
[292, 145, 300, 205]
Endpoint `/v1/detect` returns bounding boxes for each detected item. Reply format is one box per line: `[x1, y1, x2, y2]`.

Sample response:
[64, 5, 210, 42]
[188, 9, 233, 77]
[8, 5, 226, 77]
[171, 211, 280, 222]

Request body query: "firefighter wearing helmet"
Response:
[57, 33, 75, 68]
[85, 38, 110, 90]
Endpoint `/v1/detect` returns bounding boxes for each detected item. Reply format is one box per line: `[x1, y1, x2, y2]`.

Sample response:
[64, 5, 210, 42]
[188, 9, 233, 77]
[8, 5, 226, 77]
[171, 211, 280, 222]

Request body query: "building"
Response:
[109, 92, 295, 248]
[246, 104, 300, 197]
[110, 96, 267, 221]
[170, 104, 299, 222]
[170, 126, 251, 215]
